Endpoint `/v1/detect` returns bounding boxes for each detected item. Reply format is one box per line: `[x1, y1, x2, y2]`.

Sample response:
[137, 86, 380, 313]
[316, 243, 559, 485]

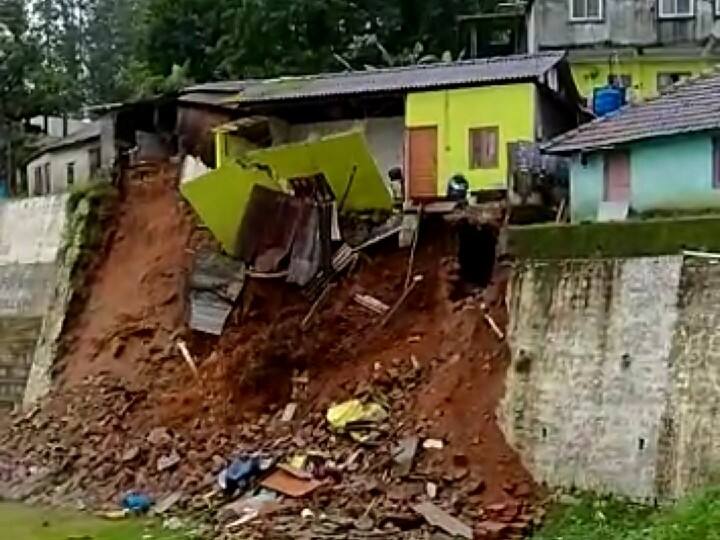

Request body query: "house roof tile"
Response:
[545, 70, 720, 154]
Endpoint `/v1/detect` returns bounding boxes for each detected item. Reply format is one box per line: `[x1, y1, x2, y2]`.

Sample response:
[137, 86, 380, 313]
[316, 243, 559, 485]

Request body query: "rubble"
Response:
[0, 165, 543, 539]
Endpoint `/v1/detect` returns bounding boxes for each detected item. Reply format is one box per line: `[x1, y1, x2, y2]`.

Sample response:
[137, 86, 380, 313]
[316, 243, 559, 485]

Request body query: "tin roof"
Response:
[545, 70, 720, 154]
[181, 52, 567, 107]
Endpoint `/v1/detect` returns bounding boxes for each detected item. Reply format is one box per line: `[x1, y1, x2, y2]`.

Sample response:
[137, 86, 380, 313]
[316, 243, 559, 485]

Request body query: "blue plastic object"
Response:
[593, 86, 626, 117]
[121, 491, 153, 513]
[218, 456, 263, 496]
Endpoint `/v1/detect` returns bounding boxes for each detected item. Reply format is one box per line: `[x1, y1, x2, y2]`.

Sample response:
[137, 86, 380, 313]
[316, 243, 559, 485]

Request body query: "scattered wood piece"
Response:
[281, 403, 298, 423]
[412, 502, 473, 539]
[152, 491, 183, 515]
[260, 468, 323, 498]
[392, 436, 419, 477]
[353, 294, 390, 315]
[422, 439, 444, 450]
[479, 303, 505, 340]
[301, 283, 335, 330]
[555, 198, 566, 223]
[176, 340, 201, 382]
[405, 206, 423, 289]
[381, 274, 424, 328]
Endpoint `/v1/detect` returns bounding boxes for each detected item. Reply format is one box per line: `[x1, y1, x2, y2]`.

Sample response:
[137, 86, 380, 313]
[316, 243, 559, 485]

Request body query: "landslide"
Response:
[0, 167, 540, 537]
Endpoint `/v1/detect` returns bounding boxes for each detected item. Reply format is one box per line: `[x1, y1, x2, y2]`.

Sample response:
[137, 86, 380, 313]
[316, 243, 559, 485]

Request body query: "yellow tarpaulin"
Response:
[181, 130, 393, 256]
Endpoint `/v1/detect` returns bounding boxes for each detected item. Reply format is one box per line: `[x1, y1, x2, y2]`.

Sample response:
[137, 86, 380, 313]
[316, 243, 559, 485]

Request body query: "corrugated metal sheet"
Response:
[546, 71, 720, 154]
[189, 252, 246, 335]
[183, 52, 565, 106]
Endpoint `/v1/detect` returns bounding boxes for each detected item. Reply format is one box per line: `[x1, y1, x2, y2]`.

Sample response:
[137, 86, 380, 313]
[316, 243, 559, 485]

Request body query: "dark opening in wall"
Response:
[639, 438, 646, 451]
[457, 220, 498, 288]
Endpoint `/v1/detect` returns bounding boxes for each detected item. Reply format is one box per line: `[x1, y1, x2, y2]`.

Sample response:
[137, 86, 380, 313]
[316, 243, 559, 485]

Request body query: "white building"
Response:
[25, 122, 103, 196]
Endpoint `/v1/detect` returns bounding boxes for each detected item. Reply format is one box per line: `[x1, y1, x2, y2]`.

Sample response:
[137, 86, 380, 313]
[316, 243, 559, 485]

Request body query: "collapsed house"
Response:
[180, 52, 586, 207]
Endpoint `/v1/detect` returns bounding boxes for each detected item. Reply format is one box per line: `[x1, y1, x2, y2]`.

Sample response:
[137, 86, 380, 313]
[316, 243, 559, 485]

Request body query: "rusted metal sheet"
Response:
[189, 252, 246, 336]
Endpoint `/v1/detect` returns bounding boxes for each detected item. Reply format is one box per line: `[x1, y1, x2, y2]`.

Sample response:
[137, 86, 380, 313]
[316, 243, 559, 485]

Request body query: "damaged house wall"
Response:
[0, 196, 68, 407]
[281, 117, 405, 179]
[500, 255, 720, 500]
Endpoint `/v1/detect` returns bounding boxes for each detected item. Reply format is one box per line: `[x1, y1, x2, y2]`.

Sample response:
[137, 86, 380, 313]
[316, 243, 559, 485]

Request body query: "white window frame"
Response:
[569, 0, 604, 21]
[659, 0, 694, 19]
[716, 0, 720, 16]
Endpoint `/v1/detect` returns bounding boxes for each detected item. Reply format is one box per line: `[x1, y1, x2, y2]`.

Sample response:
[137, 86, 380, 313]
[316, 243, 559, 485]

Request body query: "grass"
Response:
[0, 503, 192, 540]
[508, 215, 720, 259]
[535, 487, 720, 540]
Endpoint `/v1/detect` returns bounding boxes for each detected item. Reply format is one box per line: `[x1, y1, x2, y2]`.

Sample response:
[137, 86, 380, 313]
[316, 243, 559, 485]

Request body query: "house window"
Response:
[716, 0, 720, 16]
[66, 162, 75, 187]
[470, 127, 499, 169]
[43, 163, 51, 194]
[713, 138, 720, 189]
[608, 74, 632, 88]
[657, 72, 691, 91]
[89, 148, 102, 177]
[570, 0, 603, 21]
[659, 0, 693, 18]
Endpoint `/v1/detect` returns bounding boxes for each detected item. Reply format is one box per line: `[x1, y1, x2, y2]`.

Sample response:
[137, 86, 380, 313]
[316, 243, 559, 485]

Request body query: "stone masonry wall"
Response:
[501, 255, 720, 500]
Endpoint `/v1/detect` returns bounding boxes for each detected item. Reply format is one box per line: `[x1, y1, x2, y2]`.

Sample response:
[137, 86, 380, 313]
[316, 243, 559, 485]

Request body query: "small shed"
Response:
[545, 70, 720, 223]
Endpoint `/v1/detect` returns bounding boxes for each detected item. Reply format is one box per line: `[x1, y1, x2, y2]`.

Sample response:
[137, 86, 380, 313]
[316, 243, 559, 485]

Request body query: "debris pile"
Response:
[0, 166, 542, 538]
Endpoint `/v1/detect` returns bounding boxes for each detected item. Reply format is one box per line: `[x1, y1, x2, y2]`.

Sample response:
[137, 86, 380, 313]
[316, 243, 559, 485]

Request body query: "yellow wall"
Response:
[406, 84, 535, 193]
[214, 131, 259, 168]
[571, 57, 718, 101]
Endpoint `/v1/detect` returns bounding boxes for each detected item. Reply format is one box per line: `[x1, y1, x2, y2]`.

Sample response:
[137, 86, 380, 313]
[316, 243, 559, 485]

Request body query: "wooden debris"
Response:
[381, 274, 424, 328]
[260, 467, 323, 498]
[281, 402, 298, 423]
[412, 502, 473, 539]
[301, 283, 335, 329]
[176, 340, 201, 382]
[479, 304, 505, 341]
[404, 206, 423, 289]
[354, 294, 390, 315]
[152, 491, 183, 515]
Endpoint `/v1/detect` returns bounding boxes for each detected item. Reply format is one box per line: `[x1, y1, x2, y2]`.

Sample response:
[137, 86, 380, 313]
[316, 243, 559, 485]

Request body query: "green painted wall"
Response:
[570, 133, 720, 222]
[406, 84, 536, 193]
[571, 57, 717, 100]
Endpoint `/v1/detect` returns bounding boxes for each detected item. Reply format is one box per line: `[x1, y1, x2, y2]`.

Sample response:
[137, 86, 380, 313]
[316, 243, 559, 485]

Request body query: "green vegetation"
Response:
[0, 503, 189, 540]
[508, 215, 720, 259]
[536, 488, 720, 540]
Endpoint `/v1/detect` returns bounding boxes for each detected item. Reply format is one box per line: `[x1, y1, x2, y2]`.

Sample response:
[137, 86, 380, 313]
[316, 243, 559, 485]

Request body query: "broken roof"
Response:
[181, 52, 568, 107]
[545, 70, 720, 154]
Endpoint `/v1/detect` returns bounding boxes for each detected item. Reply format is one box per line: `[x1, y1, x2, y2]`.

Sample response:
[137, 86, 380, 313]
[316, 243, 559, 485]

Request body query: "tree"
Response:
[85, 0, 148, 104]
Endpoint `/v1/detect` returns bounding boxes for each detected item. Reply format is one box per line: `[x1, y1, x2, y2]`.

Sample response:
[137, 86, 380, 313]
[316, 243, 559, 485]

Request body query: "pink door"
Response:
[603, 151, 631, 202]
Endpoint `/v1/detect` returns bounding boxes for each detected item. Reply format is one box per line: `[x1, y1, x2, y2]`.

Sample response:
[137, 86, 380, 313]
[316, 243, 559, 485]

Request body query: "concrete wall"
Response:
[533, 0, 720, 98]
[569, 133, 720, 222]
[535, 0, 720, 49]
[26, 141, 101, 196]
[0, 196, 68, 407]
[406, 84, 536, 193]
[502, 254, 720, 500]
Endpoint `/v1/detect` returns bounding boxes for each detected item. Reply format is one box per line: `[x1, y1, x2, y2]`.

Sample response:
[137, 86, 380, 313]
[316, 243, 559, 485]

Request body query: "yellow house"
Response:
[570, 53, 720, 102]
[199, 51, 585, 200]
